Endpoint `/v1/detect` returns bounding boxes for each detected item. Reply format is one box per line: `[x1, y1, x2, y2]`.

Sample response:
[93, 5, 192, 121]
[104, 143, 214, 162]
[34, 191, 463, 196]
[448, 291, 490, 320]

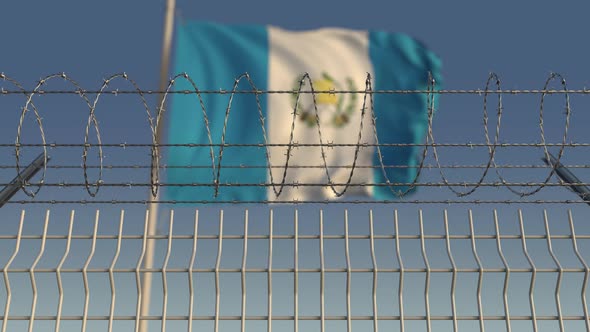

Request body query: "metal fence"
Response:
[1, 72, 590, 331]
[1, 208, 589, 332]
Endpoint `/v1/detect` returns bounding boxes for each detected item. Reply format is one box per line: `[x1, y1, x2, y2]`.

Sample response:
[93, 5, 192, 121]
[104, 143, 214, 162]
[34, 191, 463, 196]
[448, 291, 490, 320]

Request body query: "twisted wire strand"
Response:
[15, 73, 101, 198]
[430, 73, 499, 197]
[1, 71, 586, 202]
[309, 73, 370, 198]
[3, 163, 588, 169]
[496, 73, 570, 197]
[7, 72, 159, 198]
[374, 72, 434, 198]
[3, 88, 590, 95]
[157, 73, 215, 197]
[2, 73, 47, 198]
[215, 74, 273, 198]
[1, 142, 589, 147]
[1, 181, 587, 188]
[3, 199, 590, 204]
[87, 73, 156, 197]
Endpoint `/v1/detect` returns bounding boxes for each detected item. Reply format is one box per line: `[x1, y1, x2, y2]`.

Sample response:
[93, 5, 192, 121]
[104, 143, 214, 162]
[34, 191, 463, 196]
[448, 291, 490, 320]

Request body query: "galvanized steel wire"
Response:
[0, 208, 588, 331]
[0, 72, 585, 204]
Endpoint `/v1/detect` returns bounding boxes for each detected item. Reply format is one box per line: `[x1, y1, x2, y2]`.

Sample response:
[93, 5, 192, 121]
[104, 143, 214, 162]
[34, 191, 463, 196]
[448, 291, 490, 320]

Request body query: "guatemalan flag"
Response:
[166, 21, 442, 202]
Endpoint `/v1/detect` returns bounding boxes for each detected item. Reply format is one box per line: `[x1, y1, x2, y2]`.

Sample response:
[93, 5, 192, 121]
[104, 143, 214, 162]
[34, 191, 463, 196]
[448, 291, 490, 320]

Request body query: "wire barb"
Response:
[0, 72, 586, 204]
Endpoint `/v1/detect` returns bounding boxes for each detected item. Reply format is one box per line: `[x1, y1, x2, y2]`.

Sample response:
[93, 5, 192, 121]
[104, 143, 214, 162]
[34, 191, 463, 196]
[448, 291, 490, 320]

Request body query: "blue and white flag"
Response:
[166, 21, 442, 202]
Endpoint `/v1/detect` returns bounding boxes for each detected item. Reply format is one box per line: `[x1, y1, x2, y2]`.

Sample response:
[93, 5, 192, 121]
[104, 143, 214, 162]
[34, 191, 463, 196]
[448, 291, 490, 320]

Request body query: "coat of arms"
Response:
[291, 72, 357, 128]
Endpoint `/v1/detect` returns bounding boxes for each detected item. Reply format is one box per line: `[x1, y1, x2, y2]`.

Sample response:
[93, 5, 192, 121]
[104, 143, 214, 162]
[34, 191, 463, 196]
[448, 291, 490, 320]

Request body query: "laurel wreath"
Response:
[291, 73, 357, 128]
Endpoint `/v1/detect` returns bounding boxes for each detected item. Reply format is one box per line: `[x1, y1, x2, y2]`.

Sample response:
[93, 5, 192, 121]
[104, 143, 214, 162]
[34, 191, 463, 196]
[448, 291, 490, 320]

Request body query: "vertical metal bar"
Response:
[28, 210, 49, 332]
[568, 210, 590, 331]
[56, 211, 75, 332]
[141, 207, 159, 332]
[494, 210, 511, 332]
[468, 210, 485, 332]
[82, 210, 99, 332]
[344, 210, 352, 332]
[108, 210, 124, 332]
[519, 209, 538, 332]
[214, 211, 223, 332]
[369, 210, 379, 332]
[319, 210, 325, 332]
[443, 210, 458, 332]
[543, 210, 564, 332]
[142, 0, 176, 329]
[268, 210, 273, 332]
[135, 211, 150, 332]
[294, 209, 299, 332]
[419, 210, 431, 332]
[394, 210, 404, 332]
[241, 210, 248, 332]
[188, 210, 198, 332]
[2, 210, 25, 332]
[142, 193, 159, 323]
[161, 211, 174, 332]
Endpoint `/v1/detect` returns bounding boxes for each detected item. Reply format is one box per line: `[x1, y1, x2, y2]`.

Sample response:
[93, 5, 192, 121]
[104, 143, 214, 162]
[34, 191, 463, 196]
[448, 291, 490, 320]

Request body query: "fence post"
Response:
[140, 0, 176, 331]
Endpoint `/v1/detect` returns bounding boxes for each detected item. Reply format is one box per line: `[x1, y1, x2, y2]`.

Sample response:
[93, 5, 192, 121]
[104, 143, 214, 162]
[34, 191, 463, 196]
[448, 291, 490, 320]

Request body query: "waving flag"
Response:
[166, 21, 442, 202]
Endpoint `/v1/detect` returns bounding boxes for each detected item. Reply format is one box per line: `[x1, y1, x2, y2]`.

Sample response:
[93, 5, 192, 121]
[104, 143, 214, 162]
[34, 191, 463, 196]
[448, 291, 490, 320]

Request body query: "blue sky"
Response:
[2, 0, 590, 206]
[2, 1, 590, 331]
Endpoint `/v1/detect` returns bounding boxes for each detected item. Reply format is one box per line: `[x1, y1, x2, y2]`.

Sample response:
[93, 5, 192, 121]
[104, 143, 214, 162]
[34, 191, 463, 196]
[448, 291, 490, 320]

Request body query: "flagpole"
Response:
[140, 0, 176, 331]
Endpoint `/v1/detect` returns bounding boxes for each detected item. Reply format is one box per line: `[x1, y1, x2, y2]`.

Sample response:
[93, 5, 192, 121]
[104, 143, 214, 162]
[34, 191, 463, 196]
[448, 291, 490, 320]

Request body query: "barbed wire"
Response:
[2, 182, 590, 187]
[4, 200, 590, 205]
[2, 163, 589, 169]
[2, 143, 590, 147]
[1, 71, 584, 203]
[3, 89, 590, 94]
